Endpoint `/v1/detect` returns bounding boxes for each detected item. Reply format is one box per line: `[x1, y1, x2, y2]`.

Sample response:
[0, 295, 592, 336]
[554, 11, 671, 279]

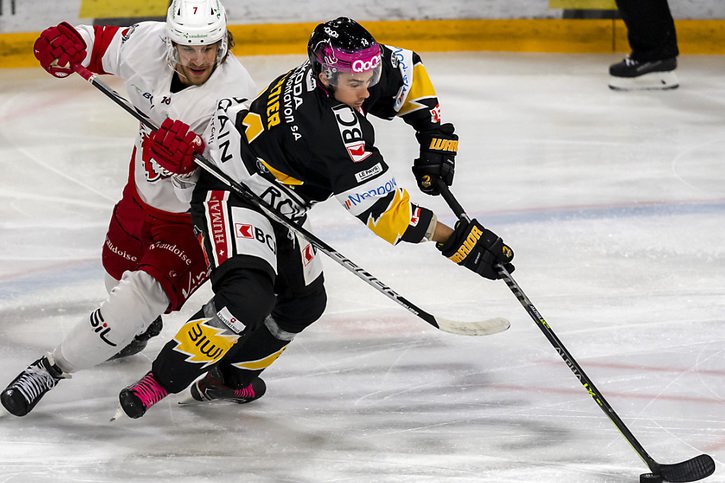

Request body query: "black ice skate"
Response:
[1, 355, 67, 417]
[118, 371, 168, 419]
[609, 56, 678, 91]
[108, 316, 163, 361]
[188, 367, 266, 404]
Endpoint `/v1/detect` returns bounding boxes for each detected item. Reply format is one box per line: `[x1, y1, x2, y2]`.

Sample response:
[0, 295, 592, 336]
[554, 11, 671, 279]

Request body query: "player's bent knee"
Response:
[213, 268, 276, 332]
[100, 270, 170, 340]
[273, 276, 327, 334]
[52, 271, 170, 372]
[264, 315, 297, 342]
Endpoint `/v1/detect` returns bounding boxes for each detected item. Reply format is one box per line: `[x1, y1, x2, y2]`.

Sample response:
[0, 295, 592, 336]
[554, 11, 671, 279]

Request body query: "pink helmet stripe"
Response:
[318, 43, 381, 73]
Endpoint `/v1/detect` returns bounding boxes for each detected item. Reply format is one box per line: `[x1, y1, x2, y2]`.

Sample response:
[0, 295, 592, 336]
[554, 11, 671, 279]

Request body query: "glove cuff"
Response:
[444, 224, 484, 263]
[437, 219, 487, 259]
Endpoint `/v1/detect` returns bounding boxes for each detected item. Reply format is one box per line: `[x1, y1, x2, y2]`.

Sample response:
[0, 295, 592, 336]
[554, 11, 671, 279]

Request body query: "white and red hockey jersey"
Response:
[74, 21, 256, 214]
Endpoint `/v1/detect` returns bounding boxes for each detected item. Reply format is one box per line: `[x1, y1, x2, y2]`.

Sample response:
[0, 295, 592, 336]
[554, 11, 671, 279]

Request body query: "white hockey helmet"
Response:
[166, 0, 229, 66]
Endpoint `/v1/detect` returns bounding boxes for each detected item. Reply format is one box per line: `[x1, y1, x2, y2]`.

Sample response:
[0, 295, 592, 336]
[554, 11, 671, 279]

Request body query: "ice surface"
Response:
[0, 52, 724, 482]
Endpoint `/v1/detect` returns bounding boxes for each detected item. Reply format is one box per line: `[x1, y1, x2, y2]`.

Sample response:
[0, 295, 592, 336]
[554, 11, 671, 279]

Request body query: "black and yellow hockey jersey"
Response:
[202, 45, 446, 245]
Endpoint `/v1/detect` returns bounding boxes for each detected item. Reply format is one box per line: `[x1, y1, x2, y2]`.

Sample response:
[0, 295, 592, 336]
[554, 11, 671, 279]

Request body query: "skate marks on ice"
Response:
[1, 53, 725, 481]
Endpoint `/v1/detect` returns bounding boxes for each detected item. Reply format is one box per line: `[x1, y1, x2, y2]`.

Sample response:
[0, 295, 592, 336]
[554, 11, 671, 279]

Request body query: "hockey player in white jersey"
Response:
[0, 0, 256, 417]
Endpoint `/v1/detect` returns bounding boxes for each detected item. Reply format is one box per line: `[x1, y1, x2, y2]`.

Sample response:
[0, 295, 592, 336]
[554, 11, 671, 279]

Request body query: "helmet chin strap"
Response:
[174, 65, 190, 84]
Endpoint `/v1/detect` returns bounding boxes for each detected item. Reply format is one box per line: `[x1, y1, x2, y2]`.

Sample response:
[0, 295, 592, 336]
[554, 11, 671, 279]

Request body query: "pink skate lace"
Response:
[131, 372, 169, 409]
[233, 384, 256, 400]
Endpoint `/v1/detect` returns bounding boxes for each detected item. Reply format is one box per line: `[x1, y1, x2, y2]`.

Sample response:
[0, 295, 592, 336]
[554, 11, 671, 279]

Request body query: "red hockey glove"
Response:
[437, 218, 514, 280]
[142, 119, 205, 176]
[412, 123, 457, 196]
[33, 22, 87, 78]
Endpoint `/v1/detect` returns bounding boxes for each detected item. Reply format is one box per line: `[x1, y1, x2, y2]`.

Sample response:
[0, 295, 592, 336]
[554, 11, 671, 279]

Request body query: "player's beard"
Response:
[176, 62, 216, 86]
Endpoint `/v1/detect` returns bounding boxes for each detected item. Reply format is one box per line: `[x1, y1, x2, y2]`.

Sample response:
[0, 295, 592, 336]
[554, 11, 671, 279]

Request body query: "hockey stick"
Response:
[437, 182, 715, 483]
[70, 64, 509, 337]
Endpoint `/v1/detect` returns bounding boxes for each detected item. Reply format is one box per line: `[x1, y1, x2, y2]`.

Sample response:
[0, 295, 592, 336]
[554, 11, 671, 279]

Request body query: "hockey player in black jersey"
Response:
[117, 17, 515, 418]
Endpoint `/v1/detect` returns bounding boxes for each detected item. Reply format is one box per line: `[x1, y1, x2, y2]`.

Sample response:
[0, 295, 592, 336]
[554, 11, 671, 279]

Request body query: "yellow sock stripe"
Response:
[230, 345, 288, 371]
[3, 19, 725, 68]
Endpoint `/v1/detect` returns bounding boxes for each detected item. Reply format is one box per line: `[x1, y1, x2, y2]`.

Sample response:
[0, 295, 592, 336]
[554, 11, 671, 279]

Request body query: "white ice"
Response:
[0, 53, 724, 482]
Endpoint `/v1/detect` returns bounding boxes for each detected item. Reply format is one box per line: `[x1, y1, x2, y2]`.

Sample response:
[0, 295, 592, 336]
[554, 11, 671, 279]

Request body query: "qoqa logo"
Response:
[352, 55, 381, 73]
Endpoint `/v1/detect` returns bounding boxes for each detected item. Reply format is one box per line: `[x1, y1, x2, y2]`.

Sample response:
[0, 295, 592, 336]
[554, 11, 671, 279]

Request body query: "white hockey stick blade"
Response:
[435, 317, 510, 336]
[110, 405, 125, 422]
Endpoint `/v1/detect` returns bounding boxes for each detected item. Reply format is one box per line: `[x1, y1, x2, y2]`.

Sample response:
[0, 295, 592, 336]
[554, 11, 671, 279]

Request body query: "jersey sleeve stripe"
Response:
[89, 25, 120, 74]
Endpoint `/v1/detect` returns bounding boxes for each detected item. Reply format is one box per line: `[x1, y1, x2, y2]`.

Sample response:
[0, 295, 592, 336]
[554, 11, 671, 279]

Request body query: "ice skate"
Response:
[608, 56, 678, 91]
[118, 371, 168, 419]
[107, 316, 163, 361]
[1, 355, 67, 417]
[184, 367, 266, 405]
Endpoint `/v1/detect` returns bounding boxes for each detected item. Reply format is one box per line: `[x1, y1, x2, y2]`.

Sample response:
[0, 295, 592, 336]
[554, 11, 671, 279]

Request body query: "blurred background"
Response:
[2, 0, 725, 65]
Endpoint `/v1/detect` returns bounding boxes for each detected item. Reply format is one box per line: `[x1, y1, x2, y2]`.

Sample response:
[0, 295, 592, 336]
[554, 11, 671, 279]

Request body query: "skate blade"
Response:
[177, 395, 239, 407]
[609, 71, 679, 91]
[177, 395, 202, 406]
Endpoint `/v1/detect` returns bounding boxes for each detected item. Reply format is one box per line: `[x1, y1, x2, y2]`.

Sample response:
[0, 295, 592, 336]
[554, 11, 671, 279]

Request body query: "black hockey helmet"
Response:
[307, 17, 382, 87]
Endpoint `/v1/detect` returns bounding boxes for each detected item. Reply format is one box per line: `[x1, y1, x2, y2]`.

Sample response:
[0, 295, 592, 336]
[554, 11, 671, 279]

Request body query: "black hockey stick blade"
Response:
[654, 453, 715, 482]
